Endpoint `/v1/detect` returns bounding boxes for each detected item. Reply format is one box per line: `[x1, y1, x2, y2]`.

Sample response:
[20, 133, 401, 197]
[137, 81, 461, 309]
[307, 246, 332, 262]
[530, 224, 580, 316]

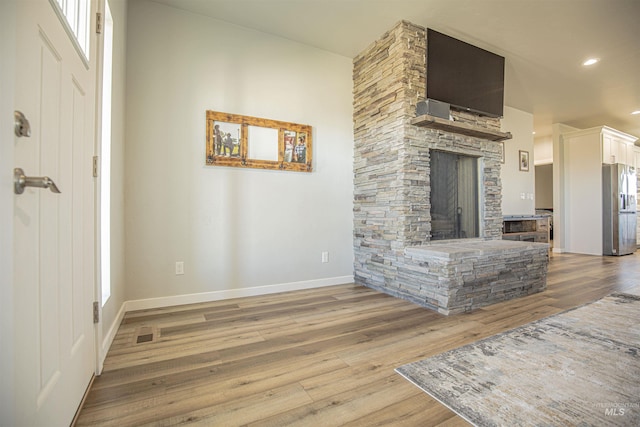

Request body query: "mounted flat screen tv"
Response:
[426, 29, 505, 118]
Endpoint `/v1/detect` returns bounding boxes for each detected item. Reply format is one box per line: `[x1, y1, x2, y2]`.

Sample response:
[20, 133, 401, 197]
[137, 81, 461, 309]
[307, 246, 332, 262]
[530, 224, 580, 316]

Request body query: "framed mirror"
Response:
[206, 110, 312, 172]
[248, 126, 278, 161]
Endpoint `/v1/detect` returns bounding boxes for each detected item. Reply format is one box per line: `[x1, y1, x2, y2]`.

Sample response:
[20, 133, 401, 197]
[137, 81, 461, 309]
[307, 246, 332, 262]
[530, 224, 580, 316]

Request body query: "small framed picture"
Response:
[208, 121, 241, 162]
[519, 150, 529, 172]
[499, 142, 505, 164]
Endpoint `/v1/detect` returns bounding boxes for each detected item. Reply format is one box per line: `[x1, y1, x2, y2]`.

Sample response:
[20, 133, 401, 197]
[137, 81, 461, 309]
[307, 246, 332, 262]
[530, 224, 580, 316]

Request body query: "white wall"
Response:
[500, 106, 535, 215]
[552, 123, 581, 252]
[125, 1, 354, 302]
[534, 136, 553, 165]
[561, 128, 603, 255]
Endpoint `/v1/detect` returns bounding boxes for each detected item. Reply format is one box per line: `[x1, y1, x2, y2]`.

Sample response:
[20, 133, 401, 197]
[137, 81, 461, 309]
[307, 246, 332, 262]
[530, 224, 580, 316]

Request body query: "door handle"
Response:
[14, 168, 61, 195]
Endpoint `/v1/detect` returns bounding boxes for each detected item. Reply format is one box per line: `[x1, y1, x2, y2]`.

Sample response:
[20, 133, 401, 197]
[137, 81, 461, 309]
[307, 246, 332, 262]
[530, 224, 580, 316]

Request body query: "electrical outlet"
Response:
[321, 251, 329, 263]
[175, 261, 184, 275]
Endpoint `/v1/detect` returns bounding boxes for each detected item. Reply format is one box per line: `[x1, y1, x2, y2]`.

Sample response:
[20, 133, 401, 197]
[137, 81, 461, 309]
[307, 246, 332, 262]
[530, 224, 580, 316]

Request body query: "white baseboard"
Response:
[123, 275, 354, 312]
[98, 302, 127, 374]
[102, 303, 126, 354]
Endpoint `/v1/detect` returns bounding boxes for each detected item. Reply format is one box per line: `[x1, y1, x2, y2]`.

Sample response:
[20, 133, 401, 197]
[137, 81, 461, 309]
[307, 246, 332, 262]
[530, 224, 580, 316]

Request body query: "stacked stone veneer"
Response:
[404, 240, 548, 315]
[353, 21, 549, 315]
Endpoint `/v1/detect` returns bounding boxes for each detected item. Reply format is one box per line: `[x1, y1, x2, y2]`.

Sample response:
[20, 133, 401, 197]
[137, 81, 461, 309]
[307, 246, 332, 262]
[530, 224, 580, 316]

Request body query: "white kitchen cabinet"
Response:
[626, 142, 635, 166]
[600, 127, 637, 165]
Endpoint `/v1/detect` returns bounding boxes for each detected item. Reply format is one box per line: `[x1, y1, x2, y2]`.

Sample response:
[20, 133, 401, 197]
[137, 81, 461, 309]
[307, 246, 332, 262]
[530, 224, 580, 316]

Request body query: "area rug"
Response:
[396, 293, 640, 426]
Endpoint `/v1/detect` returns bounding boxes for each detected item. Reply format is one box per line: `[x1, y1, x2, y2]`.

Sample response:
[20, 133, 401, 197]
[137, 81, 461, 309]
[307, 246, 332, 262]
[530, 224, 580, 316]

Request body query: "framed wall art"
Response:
[206, 110, 312, 172]
[519, 150, 529, 172]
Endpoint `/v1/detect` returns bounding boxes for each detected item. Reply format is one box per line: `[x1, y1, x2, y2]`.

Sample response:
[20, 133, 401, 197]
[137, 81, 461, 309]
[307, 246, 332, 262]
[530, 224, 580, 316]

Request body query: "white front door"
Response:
[13, 0, 98, 425]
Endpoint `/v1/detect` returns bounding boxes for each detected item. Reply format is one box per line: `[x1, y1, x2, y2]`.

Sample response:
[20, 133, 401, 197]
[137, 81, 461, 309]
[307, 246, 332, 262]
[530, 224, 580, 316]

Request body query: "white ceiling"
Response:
[149, 0, 640, 139]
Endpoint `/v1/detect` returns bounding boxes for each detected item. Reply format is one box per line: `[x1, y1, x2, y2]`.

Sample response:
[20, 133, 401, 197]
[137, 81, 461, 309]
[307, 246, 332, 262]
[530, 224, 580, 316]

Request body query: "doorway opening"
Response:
[534, 163, 554, 241]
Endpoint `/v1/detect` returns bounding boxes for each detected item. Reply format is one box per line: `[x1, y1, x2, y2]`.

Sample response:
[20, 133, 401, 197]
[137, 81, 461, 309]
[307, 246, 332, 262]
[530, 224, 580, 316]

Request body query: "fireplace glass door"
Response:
[430, 150, 479, 240]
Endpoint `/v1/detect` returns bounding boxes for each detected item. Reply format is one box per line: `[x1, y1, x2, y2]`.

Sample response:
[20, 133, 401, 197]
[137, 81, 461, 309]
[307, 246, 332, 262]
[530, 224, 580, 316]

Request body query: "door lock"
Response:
[14, 110, 31, 137]
[14, 168, 61, 195]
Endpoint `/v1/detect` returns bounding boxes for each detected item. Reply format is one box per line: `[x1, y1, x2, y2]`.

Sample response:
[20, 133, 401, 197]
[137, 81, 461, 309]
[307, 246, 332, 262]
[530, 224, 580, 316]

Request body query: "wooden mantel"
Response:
[411, 114, 513, 142]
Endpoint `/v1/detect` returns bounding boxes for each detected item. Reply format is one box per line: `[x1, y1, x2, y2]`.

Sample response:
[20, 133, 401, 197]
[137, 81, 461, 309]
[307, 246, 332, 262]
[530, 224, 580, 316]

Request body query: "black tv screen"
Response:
[426, 29, 505, 118]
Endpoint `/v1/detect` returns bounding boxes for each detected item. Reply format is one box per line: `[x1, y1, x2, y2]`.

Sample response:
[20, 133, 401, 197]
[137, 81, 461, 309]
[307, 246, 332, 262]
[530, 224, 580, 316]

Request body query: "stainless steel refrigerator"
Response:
[603, 163, 637, 256]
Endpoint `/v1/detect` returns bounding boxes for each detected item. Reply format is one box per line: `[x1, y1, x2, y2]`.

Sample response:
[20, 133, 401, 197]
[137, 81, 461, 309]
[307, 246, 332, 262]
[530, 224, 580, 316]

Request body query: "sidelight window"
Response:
[99, 0, 113, 305]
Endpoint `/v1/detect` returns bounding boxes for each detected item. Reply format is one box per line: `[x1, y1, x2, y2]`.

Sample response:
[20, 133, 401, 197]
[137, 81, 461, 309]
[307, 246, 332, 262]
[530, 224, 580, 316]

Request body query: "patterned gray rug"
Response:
[396, 293, 640, 426]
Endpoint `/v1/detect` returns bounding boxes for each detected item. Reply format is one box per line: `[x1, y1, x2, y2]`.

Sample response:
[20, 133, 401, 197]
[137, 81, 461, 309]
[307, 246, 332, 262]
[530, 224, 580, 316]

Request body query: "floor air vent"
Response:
[136, 333, 153, 343]
[135, 326, 155, 344]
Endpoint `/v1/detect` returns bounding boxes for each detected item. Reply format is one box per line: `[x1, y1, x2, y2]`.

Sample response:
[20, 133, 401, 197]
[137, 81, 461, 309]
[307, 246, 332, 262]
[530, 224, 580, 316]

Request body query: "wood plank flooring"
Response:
[75, 252, 640, 426]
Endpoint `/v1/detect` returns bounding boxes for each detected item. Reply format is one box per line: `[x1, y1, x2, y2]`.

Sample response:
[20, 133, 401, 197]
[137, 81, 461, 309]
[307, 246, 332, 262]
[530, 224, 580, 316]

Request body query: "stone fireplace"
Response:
[353, 21, 549, 315]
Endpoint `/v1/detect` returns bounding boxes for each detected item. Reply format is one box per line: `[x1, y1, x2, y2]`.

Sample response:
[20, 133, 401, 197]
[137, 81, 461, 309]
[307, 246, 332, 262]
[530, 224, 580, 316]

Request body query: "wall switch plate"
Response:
[175, 261, 184, 275]
[321, 251, 329, 263]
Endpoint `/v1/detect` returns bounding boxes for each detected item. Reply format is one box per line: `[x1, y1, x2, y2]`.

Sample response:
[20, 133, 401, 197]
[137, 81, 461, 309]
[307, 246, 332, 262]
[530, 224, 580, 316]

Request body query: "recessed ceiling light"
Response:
[582, 58, 600, 66]
[632, 110, 640, 115]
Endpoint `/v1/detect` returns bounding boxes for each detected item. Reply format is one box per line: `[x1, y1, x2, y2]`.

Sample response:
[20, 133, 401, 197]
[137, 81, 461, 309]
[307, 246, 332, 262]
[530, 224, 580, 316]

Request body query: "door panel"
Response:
[14, 1, 97, 425]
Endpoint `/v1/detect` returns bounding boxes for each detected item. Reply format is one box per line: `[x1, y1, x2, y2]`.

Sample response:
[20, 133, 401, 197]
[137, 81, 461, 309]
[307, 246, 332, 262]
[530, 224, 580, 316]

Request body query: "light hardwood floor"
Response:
[75, 252, 640, 426]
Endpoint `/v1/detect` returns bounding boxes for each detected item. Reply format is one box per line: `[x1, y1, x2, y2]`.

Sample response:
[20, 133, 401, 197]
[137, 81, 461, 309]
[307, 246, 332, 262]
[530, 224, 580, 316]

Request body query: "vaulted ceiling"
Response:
[149, 0, 640, 139]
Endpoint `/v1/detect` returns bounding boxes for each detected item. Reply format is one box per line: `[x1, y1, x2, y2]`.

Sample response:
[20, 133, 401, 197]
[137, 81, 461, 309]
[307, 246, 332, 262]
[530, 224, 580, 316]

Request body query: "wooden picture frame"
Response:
[519, 150, 529, 171]
[206, 110, 312, 172]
